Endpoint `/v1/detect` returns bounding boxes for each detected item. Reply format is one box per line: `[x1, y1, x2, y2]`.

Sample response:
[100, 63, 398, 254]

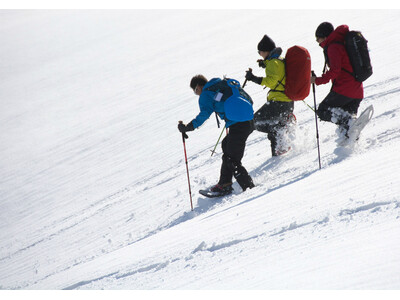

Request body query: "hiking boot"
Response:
[273, 146, 291, 156]
[209, 183, 233, 196]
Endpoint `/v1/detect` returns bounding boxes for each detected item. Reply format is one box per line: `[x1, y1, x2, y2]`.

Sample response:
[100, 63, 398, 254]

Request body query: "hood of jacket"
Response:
[319, 25, 349, 48]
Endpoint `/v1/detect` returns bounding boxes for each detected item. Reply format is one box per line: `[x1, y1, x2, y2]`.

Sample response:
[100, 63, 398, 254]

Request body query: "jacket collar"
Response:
[266, 47, 282, 60]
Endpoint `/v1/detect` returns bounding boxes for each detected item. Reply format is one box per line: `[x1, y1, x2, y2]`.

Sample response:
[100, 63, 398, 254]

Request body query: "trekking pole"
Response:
[179, 121, 194, 211]
[311, 71, 322, 170]
[243, 68, 252, 88]
[211, 125, 226, 156]
[302, 100, 316, 112]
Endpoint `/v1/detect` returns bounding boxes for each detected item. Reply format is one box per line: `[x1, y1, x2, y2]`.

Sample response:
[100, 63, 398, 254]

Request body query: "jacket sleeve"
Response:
[315, 43, 345, 85]
[191, 93, 214, 129]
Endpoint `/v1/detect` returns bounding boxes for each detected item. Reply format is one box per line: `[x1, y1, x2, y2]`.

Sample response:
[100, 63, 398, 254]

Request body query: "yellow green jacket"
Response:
[261, 49, 292, 102]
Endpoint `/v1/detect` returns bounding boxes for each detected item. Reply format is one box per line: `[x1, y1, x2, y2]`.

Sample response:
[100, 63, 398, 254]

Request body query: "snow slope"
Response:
[1, 9, 400, 290]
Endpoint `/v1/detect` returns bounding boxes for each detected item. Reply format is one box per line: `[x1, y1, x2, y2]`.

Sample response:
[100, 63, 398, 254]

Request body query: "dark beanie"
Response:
[257, 34, 276, 52]
[315, 22, 334, 38]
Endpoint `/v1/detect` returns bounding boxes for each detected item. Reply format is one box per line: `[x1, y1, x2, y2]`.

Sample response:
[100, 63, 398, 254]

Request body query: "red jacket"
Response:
[316, 25, 364, 99]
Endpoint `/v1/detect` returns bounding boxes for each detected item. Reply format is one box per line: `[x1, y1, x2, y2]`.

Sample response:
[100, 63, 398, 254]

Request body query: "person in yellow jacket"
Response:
[245, 34, 295, 156]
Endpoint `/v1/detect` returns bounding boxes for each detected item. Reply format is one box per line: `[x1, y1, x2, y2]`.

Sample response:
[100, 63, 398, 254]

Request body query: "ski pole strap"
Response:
[215, 112, 221, 128]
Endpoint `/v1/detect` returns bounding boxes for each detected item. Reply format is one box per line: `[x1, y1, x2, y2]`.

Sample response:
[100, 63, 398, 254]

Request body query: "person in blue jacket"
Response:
[178, 74, 255, 196]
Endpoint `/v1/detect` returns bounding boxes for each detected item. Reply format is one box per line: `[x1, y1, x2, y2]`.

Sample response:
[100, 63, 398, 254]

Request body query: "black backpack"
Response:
[344, 31, 373, 82]
[324, 30, 373, 82]
[205, 78, 253, 105]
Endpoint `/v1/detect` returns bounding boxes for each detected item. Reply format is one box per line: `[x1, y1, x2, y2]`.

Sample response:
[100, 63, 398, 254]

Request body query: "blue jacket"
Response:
[191, 78, 253, 129]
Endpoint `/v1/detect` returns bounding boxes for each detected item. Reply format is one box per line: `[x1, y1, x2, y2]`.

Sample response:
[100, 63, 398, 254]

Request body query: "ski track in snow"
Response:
[62, 200, 399, 290]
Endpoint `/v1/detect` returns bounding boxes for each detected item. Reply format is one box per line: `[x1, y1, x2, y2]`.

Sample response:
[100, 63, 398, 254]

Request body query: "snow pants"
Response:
[317, 91, 362, 129]
[254, 100, 294, 156]
[219, 120, 254, 189]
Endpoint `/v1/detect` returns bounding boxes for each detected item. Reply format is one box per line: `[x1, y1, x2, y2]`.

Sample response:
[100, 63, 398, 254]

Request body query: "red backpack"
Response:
[284, 46, 311, 100]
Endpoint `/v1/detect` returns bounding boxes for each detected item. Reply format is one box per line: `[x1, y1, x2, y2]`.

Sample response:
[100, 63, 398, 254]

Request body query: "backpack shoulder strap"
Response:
[323, 41, 354, 78]
[270, 57, 286, 93]
[204, 78, 233, 102]
[204, 78, 233, 128]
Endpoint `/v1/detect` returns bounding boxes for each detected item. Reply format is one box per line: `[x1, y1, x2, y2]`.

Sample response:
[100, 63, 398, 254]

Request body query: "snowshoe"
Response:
[199, 184, 233, 198]
[340, 105, 374, 146]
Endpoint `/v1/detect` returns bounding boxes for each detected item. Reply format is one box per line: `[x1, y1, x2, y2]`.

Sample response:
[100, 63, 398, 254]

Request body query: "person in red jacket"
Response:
[311, 22, 364, 139]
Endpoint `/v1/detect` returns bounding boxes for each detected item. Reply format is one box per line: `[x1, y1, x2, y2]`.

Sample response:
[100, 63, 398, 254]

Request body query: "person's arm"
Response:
[191, 93, 214, 129]
[315, 44, 344, 85]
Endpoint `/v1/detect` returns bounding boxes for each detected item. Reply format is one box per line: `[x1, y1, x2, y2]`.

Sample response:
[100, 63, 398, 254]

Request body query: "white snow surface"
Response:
[1, 10, 400, 290]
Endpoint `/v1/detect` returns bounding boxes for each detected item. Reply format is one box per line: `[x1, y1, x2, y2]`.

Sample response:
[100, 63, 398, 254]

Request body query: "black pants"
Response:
[317, 91, 362, 127]
[254, 100, 294, 156]
[218, 120, 253, 185]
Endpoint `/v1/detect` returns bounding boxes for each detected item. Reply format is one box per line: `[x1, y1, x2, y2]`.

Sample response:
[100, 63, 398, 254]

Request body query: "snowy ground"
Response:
[1, 9, 400, 293]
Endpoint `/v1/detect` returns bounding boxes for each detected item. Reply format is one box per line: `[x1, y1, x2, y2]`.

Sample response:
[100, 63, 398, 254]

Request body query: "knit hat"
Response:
[257, 34, 276, 52]
[315, 22, 334, 38]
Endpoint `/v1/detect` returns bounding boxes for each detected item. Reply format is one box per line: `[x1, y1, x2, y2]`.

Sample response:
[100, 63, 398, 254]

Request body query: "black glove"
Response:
[178, 121, 194, 133]
[178, 121, 194, 139]
[257, 59, 266, 68]
[245, 70, 263, 85]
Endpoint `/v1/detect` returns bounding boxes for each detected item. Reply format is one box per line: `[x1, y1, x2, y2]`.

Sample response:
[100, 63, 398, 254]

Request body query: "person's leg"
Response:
[219, 121, 254, 190]
[256, 101, 294, 156]
[317, 91, 358, 124]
